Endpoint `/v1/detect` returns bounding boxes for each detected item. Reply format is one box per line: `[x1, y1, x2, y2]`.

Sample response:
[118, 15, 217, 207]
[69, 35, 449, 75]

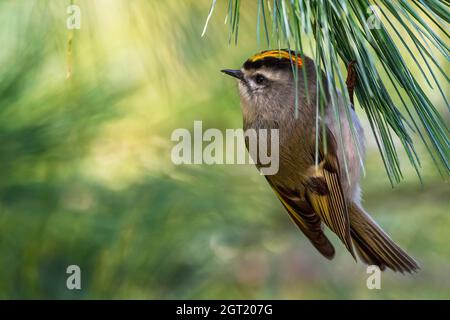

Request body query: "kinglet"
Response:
[221, 49, 419, 273]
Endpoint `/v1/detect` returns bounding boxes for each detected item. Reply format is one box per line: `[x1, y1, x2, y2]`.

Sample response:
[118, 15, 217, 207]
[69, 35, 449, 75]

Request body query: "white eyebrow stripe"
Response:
[253, 69, 281, 81]
[241, 67, 283, 83]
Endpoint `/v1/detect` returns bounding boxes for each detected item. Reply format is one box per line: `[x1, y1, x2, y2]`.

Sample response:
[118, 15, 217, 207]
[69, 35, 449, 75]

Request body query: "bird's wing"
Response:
[265, 177, 335, 259]
[304, 127, 355, 258]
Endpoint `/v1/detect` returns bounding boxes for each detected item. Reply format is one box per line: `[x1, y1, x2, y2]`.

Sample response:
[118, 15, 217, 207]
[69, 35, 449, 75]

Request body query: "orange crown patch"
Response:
[249, 50, 303, 68]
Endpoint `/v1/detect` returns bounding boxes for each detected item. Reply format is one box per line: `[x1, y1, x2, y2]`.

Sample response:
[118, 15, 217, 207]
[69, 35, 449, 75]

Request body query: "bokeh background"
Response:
[0, 0, 448, 299]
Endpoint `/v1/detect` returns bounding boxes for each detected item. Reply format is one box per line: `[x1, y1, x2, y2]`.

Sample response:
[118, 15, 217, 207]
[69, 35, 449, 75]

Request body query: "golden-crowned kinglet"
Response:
[222, 49, 419, 273]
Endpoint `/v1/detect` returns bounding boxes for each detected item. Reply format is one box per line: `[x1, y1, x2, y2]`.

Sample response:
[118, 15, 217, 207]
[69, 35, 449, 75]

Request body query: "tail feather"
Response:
[352, 230, 386, 271]
[349, 203, 420, 273]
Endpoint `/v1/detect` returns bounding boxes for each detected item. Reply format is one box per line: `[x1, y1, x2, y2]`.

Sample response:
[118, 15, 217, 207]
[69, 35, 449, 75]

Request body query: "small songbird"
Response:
[221, 50, 419, 273]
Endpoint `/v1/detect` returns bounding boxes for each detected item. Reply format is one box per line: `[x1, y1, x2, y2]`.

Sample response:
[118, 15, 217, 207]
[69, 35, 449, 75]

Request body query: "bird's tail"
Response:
[349, 203, 420, 273]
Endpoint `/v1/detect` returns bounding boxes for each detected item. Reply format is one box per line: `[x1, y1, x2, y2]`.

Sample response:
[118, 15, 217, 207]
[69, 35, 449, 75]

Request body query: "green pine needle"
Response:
[202, 0, 450, 184]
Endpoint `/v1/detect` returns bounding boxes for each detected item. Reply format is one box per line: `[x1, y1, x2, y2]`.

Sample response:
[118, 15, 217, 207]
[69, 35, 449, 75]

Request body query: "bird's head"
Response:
[221, 50, 315, 120]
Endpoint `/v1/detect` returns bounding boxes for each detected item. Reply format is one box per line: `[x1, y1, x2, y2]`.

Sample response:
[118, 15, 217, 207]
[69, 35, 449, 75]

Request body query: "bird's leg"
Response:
[345, 60, 357, 109]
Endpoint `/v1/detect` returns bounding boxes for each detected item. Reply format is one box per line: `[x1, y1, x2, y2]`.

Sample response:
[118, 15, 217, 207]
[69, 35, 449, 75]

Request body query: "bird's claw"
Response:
[346, 60, 357, 109]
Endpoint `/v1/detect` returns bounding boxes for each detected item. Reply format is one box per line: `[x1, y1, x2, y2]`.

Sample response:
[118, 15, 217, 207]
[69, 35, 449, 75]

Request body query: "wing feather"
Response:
[266, 178, 335, 259]
[304, 129, 355, 258]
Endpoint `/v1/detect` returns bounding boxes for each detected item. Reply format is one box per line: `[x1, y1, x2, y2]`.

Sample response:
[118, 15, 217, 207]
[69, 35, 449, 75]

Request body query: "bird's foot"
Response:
[346, 60, 357, 109]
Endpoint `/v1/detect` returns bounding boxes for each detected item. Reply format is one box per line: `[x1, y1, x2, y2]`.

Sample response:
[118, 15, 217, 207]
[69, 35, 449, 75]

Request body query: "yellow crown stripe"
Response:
[250, 50, 303, 67]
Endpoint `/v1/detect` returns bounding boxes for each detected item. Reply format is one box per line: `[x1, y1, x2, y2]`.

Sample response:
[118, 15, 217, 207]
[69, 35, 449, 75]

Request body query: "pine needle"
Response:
[202, 0, 450, 183]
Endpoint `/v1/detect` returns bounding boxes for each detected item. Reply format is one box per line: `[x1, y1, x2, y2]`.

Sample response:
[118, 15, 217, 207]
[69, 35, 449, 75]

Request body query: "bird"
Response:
[221, 49, 419, 273]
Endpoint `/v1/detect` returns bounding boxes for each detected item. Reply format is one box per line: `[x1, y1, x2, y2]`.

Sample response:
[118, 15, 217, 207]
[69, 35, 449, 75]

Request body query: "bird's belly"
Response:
[258, 135, 312, 193]
[244, 119, 312, 191]
[325, 105, 366, 201]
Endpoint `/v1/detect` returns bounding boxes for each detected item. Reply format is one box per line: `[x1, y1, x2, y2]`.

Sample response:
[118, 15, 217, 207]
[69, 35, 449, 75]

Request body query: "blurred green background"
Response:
[0, 0, 448, 299]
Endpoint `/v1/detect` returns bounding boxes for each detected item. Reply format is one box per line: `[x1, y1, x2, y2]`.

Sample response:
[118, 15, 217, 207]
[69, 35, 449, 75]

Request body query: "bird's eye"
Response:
[254, 74, 267, 85]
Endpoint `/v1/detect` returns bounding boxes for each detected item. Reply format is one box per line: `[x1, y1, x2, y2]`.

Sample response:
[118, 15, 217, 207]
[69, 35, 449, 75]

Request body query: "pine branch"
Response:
[203, 0, 450, 184]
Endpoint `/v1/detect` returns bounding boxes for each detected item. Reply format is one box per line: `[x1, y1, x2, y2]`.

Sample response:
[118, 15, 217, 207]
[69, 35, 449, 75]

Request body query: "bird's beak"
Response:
[221, 69, 244, 80]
